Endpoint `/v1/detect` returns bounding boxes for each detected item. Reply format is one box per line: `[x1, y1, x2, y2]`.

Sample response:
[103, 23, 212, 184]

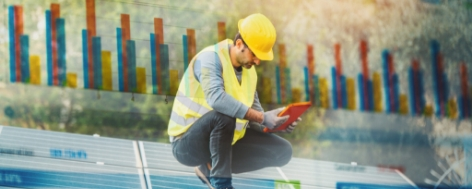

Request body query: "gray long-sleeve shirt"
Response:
[194, 51, 264, 130]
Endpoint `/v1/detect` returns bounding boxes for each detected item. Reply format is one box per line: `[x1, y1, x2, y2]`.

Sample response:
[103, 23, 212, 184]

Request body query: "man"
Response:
[168, 13, 301, 189]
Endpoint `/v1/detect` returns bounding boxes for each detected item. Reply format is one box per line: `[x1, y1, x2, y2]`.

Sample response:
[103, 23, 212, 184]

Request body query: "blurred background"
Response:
[0, 0, 471, 188]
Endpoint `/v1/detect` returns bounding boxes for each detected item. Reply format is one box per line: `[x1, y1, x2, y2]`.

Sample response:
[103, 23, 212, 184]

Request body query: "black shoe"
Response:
[195, 163, 213, 189]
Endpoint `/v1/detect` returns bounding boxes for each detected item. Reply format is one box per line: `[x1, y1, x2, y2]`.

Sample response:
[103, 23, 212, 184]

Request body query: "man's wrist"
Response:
[244, 108, 264, 124]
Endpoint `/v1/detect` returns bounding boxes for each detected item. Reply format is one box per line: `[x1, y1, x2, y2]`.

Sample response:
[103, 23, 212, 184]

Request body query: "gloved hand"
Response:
[261, 107, 290, 130]
[277, 117, 302, 133]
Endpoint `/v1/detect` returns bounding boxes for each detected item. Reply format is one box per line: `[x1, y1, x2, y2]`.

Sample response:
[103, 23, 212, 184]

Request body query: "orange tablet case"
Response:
[263, 102, 312, 133]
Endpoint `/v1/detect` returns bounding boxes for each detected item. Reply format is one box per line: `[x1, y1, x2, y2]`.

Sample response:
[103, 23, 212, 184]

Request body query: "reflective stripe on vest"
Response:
[170, 111, 248, 131]
[174, 91, 210, 115]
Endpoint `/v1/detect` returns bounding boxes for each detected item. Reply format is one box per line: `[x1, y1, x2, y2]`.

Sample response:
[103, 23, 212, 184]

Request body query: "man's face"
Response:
[236, 42, 261, 69]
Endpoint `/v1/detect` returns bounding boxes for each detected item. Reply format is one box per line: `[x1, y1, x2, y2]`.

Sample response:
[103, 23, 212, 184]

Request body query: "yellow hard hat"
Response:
[238, 13, 276, 61]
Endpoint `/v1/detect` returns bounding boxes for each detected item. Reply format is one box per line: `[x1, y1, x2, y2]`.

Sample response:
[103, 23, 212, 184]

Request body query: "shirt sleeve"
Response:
[193, 51, 250, 119]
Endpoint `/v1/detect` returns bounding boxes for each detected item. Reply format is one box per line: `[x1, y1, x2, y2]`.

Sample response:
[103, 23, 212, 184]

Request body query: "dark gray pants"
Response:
[172, 111, 292, 188]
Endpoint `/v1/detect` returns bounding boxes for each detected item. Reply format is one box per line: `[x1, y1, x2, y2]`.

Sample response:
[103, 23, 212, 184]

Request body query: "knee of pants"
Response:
[211, 111, 236, 131]
[277, 141, 293, 166]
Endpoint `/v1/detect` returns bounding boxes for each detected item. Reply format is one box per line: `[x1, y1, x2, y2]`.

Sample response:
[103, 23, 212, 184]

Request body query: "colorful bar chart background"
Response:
[3, 0, 225, 96]
[2, 2, 472, 188]
[1, 0, 472, 120]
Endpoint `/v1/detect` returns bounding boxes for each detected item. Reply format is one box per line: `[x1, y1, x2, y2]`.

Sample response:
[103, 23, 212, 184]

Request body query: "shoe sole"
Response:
[195, 167, 214, 189]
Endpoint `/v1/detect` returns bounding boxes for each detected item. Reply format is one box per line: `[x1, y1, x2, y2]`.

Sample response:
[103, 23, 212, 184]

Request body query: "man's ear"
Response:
[235, 39, 244, 50]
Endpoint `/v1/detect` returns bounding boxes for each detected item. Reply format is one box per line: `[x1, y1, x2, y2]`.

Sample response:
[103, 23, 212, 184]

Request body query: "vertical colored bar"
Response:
[121, 14, 130, 92]
[431, 40, 441, 117]
[346, 78, 356, 110]
[470, 87, 472, 117]
[116, 28, 123, 91]
[160, 44, 169, 95]
[367, 78, 374, 111]
[313, 75, 320, 107]
[128, 40, 137, 92]
[307, 45, 315, 77]
[460, 63, 469, 97]
[466, 96, 471, 118]
[307, 45, 315, 104]
[334, 43, 342, 76]
[358, 74, 365, 111]
[8, 6, 16, 82]
[279, 44, 286, 103]
[334, 43, 342, 107]
[154, 18, 164, 44]
[304, 67, 310, 102]
[442, 72, 449, 105]
[388, 54, 395, 112]
[460, 63, 469, 118]
[331, 67, 338, 109]
[87, 29, 94, 88]
[20, 35, 29, 83]
[418, 70, 426, 114]
[291, 88, 301, 103]
[285, 68, 292, 103]
[448, 99, 458, 118]
[67, 73, 77, 88]
[360, 40, 369, 78]
[86, 0, 95, 87]
[408, 67, 416, 116]
[261, 77, 272, 104]
[102, 51, 112, 90]
[320, 78, 330, 108]
[86, 0, 96, 36]
[382, 50, 391, 113]
[92, 37, 102, 90]
[341, 75, 347, 109]
[217, 22, 226, 42]
[393, 74, 399, 113]
[182, 35, 189, 73]
[29, 55, 41, 85]
[443, 72, 450, 116]
[438, 54, 446, 116]
[86, 0, 96, 89]
[373, 72, 383, 112]
[46, 11, 53, 86]
[150, 34, 157, 94]
[367, 80, 374, 111]
[51, 4, 59, 85]
[276, 66, 281, 104]
[57, 18, 66, 86]
[154, 18, 163, 94]
[136, 67, 146, 94]
[360, 40, 369, 110]
[412, 60, 421, 115]
[468, 97, 472, 118]
[187, 29, 196, 63]
[424, 104, 433, 116]
[459, 96, 465, 119]
[82, 30, 89, 88]
[169, 69, 179, 96]
[14, 6, 23, 82]
[399, 94, 408, 115]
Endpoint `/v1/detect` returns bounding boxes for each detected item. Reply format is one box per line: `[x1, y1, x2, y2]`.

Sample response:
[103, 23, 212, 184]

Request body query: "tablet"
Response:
[263, 101, 312, 133]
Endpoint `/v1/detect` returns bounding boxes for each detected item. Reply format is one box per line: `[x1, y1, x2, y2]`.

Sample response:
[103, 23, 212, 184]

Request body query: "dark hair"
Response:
[233, 32, 248, 47]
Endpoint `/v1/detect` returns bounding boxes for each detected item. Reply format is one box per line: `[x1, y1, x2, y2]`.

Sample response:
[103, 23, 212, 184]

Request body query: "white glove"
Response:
[261, 107, 290, 130]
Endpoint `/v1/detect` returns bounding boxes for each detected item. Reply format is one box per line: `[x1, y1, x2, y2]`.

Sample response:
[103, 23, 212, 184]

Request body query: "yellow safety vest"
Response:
[167, 39, 257, 145]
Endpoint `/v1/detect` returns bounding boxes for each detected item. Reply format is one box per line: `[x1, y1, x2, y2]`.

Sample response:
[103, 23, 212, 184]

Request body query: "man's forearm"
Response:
[244, 108, 264, 124]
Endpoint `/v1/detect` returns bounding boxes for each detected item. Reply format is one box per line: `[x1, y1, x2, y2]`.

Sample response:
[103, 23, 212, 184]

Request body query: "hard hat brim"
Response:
[252, 48, 273, 61]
